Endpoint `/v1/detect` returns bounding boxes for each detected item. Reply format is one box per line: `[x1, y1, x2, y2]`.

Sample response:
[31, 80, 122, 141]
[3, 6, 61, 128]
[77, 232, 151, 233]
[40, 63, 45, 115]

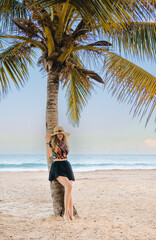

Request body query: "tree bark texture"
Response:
[46, 69, 78, 217]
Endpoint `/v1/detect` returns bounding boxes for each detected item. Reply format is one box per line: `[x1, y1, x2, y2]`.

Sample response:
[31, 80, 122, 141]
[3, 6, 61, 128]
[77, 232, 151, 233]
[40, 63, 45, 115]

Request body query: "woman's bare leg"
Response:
[56, 176, 72, 221]
[69, 180, 74, 220]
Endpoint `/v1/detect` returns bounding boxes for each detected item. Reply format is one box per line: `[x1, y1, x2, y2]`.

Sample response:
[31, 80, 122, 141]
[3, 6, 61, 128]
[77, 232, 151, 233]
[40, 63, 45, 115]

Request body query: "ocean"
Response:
[0, 154, 156, 172]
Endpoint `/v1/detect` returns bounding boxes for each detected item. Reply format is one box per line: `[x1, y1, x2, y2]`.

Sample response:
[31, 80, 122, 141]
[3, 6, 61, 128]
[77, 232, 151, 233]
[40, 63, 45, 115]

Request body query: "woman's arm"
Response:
[49, 140, 52, 148]
[45, 134, 52, 158]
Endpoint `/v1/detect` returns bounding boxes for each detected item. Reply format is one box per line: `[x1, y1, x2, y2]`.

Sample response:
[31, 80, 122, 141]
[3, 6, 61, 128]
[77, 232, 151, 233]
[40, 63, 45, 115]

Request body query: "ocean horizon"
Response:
[0, 154, 156, 172]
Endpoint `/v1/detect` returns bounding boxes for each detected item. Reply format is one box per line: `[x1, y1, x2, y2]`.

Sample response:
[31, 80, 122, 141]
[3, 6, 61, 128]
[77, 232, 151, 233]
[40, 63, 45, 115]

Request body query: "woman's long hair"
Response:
[50, 134, 69, 153]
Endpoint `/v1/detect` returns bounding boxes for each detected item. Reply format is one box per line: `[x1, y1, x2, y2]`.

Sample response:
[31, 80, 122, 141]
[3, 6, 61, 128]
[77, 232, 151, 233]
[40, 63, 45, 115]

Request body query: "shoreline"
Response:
[0, 168, 156, 173]
[1, 170, 156, 239]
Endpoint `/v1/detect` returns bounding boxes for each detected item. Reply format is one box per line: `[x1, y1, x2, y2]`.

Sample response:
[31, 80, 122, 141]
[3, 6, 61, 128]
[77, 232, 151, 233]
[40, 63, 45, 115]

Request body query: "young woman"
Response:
[45, 126, 75, 222]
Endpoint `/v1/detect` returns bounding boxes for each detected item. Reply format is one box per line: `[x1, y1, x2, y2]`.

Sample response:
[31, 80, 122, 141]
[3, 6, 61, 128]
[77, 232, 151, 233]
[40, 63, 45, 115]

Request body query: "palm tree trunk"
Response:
[46, 69, 79, 217]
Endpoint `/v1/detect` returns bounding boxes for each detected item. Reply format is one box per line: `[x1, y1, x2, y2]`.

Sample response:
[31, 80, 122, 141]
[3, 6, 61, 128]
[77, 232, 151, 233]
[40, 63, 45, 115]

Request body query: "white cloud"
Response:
[142, 138, 156, 148]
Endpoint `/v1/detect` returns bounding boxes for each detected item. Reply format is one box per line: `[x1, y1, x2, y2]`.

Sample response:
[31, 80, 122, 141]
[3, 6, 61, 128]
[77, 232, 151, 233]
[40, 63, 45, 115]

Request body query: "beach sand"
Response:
[0, 170, 156, 240]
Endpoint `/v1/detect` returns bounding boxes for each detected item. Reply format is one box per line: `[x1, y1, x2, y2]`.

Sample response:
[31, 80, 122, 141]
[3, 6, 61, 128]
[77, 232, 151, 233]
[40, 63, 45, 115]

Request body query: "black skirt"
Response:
[49, 160, 75, 181]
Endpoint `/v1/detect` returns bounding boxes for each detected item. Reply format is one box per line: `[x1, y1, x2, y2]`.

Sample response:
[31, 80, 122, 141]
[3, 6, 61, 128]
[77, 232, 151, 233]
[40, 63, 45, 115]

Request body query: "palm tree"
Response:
[0, 0, 155, 217]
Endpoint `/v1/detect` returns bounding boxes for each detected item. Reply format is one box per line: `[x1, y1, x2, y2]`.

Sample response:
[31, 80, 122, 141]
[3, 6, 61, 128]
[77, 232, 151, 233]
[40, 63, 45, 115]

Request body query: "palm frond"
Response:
[88, 41, 112, 47]
[75, 67, 104, 84]
[65, 67, 93, 126]
[71, 19, 90, 40]
[0, 34, 47, 52]
[59, 52, 85, 83]
[38, 0, 155, 32]
[55, 0, 70, 44]
[0, 41, 35, 98]
[103, 51, 156, 126]
[58, 45, 106, 62]
[69, 52, 86, 69]
[12, 18, 44, 40]
[0, 0, 29, 32]
[0, 37, 7, 49]
[66, 12, 81, 33]
[111, 22, 156, 60]
[72, 45, 105, 72]
[73, 46, 156, 125]
[44, 25, 55, 55]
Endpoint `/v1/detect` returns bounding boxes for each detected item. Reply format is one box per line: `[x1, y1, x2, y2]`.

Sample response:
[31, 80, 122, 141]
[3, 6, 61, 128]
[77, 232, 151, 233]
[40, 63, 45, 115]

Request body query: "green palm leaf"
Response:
[38, 0, 155, 32]
[65, 67, 93, 126]
[0, 34, 46, 52]
[111, 22, 156, 60]
[71, 46, 156, 125]
[0, 0, 28, 31]
[0, 41, 35, 98]
[103, 51, 156, 126]
[75, 67, 104, 84]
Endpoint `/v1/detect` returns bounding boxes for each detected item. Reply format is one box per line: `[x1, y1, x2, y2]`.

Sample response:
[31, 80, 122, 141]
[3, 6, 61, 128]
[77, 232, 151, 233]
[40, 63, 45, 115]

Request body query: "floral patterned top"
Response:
[49, 140, 69, 159]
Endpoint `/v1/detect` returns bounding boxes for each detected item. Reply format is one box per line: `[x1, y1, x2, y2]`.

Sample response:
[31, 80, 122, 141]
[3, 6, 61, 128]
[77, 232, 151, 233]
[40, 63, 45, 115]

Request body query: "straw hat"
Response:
[50, 126, 70, 137]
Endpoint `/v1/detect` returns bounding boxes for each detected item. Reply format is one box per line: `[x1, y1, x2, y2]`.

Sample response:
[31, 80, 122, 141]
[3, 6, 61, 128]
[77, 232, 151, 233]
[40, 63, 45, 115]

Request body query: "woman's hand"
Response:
[45, 134, 52, 157]
[45, 134, 51, 143]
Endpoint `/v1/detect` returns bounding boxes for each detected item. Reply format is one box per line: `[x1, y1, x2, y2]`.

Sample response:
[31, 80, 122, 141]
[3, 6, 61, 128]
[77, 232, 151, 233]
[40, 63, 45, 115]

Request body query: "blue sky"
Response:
[0, 52, 156, 154]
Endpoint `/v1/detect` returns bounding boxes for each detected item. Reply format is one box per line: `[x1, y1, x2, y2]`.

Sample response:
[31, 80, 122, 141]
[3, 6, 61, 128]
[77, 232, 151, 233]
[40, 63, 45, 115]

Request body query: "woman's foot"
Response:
[70, 215, 75, 220]
[63, 214, 70, 222]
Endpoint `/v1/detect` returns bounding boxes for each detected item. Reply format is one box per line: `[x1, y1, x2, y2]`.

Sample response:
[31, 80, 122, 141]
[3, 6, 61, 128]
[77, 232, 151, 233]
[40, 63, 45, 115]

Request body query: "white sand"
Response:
[0, 170, 156, 240]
